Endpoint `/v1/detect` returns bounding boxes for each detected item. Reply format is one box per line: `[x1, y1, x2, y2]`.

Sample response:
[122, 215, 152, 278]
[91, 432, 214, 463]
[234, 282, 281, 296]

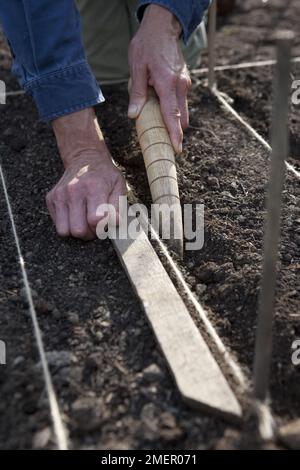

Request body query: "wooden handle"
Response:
[135, 87, 183, 256]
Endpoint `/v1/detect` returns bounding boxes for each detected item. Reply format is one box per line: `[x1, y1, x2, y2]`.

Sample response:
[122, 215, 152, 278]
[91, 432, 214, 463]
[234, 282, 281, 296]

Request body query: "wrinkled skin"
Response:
[47, 4, 191, 240]
[47, 108, 126, 240]
[128, 4, 191, 154]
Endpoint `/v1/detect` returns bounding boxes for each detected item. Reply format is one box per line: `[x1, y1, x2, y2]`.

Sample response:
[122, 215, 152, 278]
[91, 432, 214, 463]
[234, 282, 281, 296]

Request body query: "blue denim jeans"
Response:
[0, 0, 209, 119]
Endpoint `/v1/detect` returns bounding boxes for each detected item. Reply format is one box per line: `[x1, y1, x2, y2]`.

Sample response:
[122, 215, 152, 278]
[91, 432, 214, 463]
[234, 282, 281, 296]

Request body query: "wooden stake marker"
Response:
[134, 87, 184, 257]
[253, 31, 294, 402]
[208, 0, 217, 91]
[113, 221, 242, 422]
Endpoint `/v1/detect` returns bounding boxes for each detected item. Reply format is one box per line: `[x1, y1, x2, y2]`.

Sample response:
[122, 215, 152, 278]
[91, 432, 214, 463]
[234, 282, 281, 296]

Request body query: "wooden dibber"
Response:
[134, 87, 184, 257]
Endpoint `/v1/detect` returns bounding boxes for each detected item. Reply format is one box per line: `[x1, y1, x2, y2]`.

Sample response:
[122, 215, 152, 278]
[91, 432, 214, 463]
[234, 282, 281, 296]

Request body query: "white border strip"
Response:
[0, 164, 68, 450]
[213, 89, 300, 179]
[192, 57, 300, 75]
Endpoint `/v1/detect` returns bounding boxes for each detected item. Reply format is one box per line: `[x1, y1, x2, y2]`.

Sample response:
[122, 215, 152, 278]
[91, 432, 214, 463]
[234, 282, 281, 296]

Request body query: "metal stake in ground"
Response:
[253, 31, 294, 402]
[208, 0, 217, 91]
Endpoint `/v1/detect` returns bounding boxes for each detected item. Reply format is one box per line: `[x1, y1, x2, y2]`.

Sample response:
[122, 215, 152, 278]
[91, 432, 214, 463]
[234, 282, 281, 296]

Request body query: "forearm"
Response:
[52, 108, 111, 168]
[141, 3, 182, 39]
[137, 0, 210, 43]
[0, 0, 103, 120]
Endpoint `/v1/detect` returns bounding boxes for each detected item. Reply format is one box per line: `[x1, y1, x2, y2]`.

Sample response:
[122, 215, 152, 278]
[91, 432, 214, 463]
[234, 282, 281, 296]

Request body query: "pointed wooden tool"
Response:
[132, 86, 184, 257]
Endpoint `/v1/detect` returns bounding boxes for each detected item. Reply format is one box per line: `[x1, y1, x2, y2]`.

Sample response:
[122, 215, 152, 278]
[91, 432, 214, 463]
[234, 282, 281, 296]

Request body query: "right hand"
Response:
[46, 108, 127, 240]
[128, 4, 192, 154]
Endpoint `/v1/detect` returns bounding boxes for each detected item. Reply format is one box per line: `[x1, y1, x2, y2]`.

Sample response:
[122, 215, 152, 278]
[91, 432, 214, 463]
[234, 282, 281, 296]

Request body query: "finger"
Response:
[108, 181, 127, 226]
[156, 78, 183, 154]
[87, 192, 110, 233]
[176, 76, 190, 130]
[54, 201, 70, 238]
[69, 197, 95, 240]
[128, 64, 148, 119]
[46, 193, 56, 224]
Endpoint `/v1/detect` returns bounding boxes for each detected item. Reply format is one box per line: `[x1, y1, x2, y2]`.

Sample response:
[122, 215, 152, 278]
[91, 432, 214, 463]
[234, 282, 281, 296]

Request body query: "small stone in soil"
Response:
[68, 312, 80, 324]
[195, 284, 207, 296]
[187, 260, 195, 269]
[35, 279, 42, 288]
[195, 262, 218, 283]
[71, 397, 105, 432]
[141, 403, 156, 421]
[141, 364, 163, 382]
[279, 419, 300, 450]
[94, 331, 104, 342]
[294, 207, 300, 215]
[32, 427, 52, 449]
[160, 412, 177, 429]
[13, 356, 25, 366]
[214, 262, 234, 282]
[207, 176, 220, 189]
[43, 350, 75, 369]
[35, 299, 57, 316]
[283, 253, 292, 263]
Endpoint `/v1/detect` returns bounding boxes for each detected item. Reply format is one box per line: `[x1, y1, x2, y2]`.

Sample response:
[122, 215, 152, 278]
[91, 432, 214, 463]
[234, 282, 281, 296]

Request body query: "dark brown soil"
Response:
[217, 63, 300, 166]
[0, 90, 228, 450]
[211, 0, 300, 64]
[0, 0, 299, 450]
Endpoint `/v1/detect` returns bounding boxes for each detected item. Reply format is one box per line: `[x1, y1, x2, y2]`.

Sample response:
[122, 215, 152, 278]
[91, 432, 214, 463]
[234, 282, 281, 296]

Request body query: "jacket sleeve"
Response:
[0, 0, 104, 120]
[137, 0, 210, 43]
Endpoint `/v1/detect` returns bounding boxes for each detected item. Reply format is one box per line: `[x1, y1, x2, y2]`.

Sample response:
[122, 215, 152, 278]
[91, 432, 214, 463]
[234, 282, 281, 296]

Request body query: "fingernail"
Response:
[128, 104, 138, 118]
[174, 141, 182, 155]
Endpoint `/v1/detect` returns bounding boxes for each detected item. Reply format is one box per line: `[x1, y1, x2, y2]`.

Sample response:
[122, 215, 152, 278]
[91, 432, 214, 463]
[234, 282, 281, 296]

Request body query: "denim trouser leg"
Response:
[76, 0, 206, 85]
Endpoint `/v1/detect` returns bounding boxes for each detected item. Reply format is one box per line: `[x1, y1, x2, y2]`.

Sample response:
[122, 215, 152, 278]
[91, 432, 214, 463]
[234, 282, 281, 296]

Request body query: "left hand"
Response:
[47, 108, 127, 240]
[128, 4, 192, 154]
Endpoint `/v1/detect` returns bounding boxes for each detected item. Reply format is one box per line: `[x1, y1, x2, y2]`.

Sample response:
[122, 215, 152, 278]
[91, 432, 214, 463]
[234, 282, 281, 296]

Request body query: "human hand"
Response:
[47, 108, 126, 240]
[128, 4, 191, 154]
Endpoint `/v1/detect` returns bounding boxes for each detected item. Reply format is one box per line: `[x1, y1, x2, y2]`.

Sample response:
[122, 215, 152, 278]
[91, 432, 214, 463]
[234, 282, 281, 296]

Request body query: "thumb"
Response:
[128, 66, 148, 119]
